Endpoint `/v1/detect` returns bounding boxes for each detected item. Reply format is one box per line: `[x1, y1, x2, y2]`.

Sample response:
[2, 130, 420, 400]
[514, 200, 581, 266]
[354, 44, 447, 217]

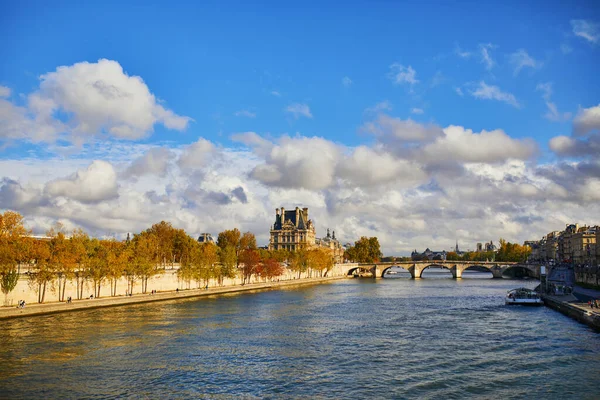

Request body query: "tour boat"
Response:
[505, 288, 543, 306]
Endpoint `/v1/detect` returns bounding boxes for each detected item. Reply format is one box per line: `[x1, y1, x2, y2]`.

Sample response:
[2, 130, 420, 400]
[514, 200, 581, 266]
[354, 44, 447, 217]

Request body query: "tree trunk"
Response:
[41, 281, 47, 303]
[61, 277, 67, 302]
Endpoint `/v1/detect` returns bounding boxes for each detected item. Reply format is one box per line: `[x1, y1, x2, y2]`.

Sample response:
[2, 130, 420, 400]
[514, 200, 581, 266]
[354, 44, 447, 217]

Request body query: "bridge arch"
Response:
[461, 264, 494, 278]
[416, 264, 453, 279]
[347, 266, 374, 277]
[502, 265, 536, 279]
[380, 265, 412, 278]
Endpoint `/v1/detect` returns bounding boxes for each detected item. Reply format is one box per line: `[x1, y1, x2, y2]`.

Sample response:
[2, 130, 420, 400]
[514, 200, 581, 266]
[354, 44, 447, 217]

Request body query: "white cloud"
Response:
[45, 160, 119, 203]
[0, 59, 191, 145]
[234, 110, 256, 118]
[549, 104, 600, 158]
[469, 81, 520, 108]
[365, 101, 392, 114]
[178, 138, 216, 169]
[420, 126, 538, 164]
[571, 19, 599, 44]
[509, 49, 540, 75]
[362, 114, 443, 144]
[479, 43, 496, 70]
[454, 43, 471, 58]
[535, 83, 571, 122]
[285, 103, 313, 119]
[573, 104, 600, 135]
[270, 91, 281, 97]
[248, 136, 340, 190]
[0, 86, 11, 98]
[455, 87, 464, 97]
[388, 64, 418, 85]
[342, 76, 353, 87]
[123, 147, 175, 178]
[411, 108, 424, 115]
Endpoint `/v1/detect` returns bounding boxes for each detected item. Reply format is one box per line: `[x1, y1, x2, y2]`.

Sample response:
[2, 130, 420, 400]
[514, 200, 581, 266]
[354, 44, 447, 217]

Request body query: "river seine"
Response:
[1, 271, 599, 399]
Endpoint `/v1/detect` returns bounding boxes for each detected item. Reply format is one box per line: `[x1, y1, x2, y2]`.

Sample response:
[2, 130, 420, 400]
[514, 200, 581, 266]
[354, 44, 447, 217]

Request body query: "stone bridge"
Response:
[346, 261, 540, 279]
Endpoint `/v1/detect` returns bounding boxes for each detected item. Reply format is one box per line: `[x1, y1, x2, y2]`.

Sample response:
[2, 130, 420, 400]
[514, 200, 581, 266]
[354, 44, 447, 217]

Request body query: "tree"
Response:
[106, 239, 129, 296]
[345, 236, 382, 263]
[257, 258, 285, 281]
[496, 239, 531, 262]
[28, 239, 52, 303]
[70, 228, 91, 300]
[239, 249, 260, 284]
[146, 221, 176, 268]
[0, 211, 30, 304]
[88, 239, 109, 297]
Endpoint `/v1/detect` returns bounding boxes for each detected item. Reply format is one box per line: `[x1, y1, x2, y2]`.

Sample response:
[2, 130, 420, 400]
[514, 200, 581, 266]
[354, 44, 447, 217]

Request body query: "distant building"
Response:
[268, 207, 344, 263]
[197, 233, 214, 243]
[484, 241, 497, 252]
[269, 207, 315, 252]
[315, 228, 345, 263]
[411, 248, 447, 261]
[476, 242, 483, 252]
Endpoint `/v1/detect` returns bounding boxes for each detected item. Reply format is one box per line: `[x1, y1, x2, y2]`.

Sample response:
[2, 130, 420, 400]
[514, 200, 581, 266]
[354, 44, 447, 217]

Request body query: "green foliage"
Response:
[345, 236, 383, 263]
[1, 268, 19, 296]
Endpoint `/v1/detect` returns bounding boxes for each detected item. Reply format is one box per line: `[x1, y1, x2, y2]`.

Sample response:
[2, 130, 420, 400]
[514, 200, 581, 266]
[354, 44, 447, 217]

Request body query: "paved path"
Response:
[0, 276, 347, 320]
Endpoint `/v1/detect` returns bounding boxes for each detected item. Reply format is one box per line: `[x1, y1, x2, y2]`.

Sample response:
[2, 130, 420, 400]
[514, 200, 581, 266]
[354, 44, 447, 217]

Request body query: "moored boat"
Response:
[505, 288, 543, 306]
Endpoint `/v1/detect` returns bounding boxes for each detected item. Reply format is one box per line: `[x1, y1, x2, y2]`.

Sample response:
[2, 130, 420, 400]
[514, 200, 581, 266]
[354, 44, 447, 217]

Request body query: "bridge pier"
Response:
[451, 265, 462, 279]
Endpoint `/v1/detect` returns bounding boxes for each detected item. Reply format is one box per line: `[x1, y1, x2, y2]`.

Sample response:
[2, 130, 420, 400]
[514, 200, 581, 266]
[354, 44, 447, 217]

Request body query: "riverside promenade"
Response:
[542, 289, 600, 332]
[0, 275, 347, 320]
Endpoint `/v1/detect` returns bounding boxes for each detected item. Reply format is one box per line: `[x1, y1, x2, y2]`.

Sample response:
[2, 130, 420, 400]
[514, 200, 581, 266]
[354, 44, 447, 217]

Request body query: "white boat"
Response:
[505, 288, 543, 306]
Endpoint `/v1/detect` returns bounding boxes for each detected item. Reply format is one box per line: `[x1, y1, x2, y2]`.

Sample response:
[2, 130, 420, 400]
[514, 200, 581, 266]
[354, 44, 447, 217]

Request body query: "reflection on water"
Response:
[1, 274, 599, 399]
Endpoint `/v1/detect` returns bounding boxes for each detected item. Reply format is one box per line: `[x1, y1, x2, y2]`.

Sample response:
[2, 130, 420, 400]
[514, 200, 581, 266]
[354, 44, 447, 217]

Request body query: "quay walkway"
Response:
[0, 275, 347, 320]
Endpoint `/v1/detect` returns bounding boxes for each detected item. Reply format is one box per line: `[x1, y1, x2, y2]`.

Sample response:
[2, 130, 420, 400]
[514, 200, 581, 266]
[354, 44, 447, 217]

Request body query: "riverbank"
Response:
[542, 293, 600, 332]
[0, 275, 348, 320]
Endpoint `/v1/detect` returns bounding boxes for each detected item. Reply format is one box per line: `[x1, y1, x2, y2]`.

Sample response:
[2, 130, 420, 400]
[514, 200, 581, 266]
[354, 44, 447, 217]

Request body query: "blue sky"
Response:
[1, 0, 599, 253]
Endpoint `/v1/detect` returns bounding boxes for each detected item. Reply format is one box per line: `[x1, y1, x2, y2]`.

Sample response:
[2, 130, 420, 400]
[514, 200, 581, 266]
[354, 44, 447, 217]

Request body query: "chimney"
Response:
[281, 207, 285, 224]
[295, 207, 300, 227]
[303, 207, 308, 221]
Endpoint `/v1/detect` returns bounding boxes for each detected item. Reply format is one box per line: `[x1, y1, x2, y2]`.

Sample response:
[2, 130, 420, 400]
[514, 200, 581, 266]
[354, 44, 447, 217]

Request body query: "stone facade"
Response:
[315, 229, 345, 263]
[557, 224, 597, 266]
[269, 207, 315, 252]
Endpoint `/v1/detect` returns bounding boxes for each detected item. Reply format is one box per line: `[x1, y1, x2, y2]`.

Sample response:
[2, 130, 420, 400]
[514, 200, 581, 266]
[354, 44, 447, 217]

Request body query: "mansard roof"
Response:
[273, 209, 308, 230]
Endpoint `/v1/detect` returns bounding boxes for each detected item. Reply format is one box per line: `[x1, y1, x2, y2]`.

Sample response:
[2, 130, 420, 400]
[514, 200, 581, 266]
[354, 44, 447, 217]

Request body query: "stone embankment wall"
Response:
[3, 263, 354, 306]
[575, 267, 599, 287]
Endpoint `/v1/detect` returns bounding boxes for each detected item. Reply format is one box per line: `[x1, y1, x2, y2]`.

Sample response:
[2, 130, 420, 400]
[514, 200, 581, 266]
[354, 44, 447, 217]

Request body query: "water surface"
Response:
[1, 273, 599, 399]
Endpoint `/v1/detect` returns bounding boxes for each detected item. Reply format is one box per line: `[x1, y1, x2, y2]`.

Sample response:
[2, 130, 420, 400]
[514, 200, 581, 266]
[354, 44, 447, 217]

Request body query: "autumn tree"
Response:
[239, 249, 260, 284]
[496, 239, 531, 262]
[29, 239, 52, 303]
[106, 239, 129, 296]
[70, 228, 91, 300]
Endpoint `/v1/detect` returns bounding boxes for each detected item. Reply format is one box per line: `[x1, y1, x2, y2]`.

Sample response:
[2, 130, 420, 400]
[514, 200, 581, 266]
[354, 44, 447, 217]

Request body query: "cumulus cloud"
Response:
[549, 104, 600, 158]
[420, 126, 538, 164]
[178, 138, 216, 169]
[536, 83, 571, 122]
[123, 147, 175, 178]
[336, 147, 427, 187]
[45, 160, 118, 203]
[248, 136, 340, 190]
[509, 49, 540, 75]
[388, 64, 418, 85]
[469, 81, 520, 108]
[0, 86, 11, 98]
[573, 104, 600, 136]
[571, 19, 599, 44]
[285, 103, 312, 119]
[362, 114, 443, 144]
[0, 59, 191, 145]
